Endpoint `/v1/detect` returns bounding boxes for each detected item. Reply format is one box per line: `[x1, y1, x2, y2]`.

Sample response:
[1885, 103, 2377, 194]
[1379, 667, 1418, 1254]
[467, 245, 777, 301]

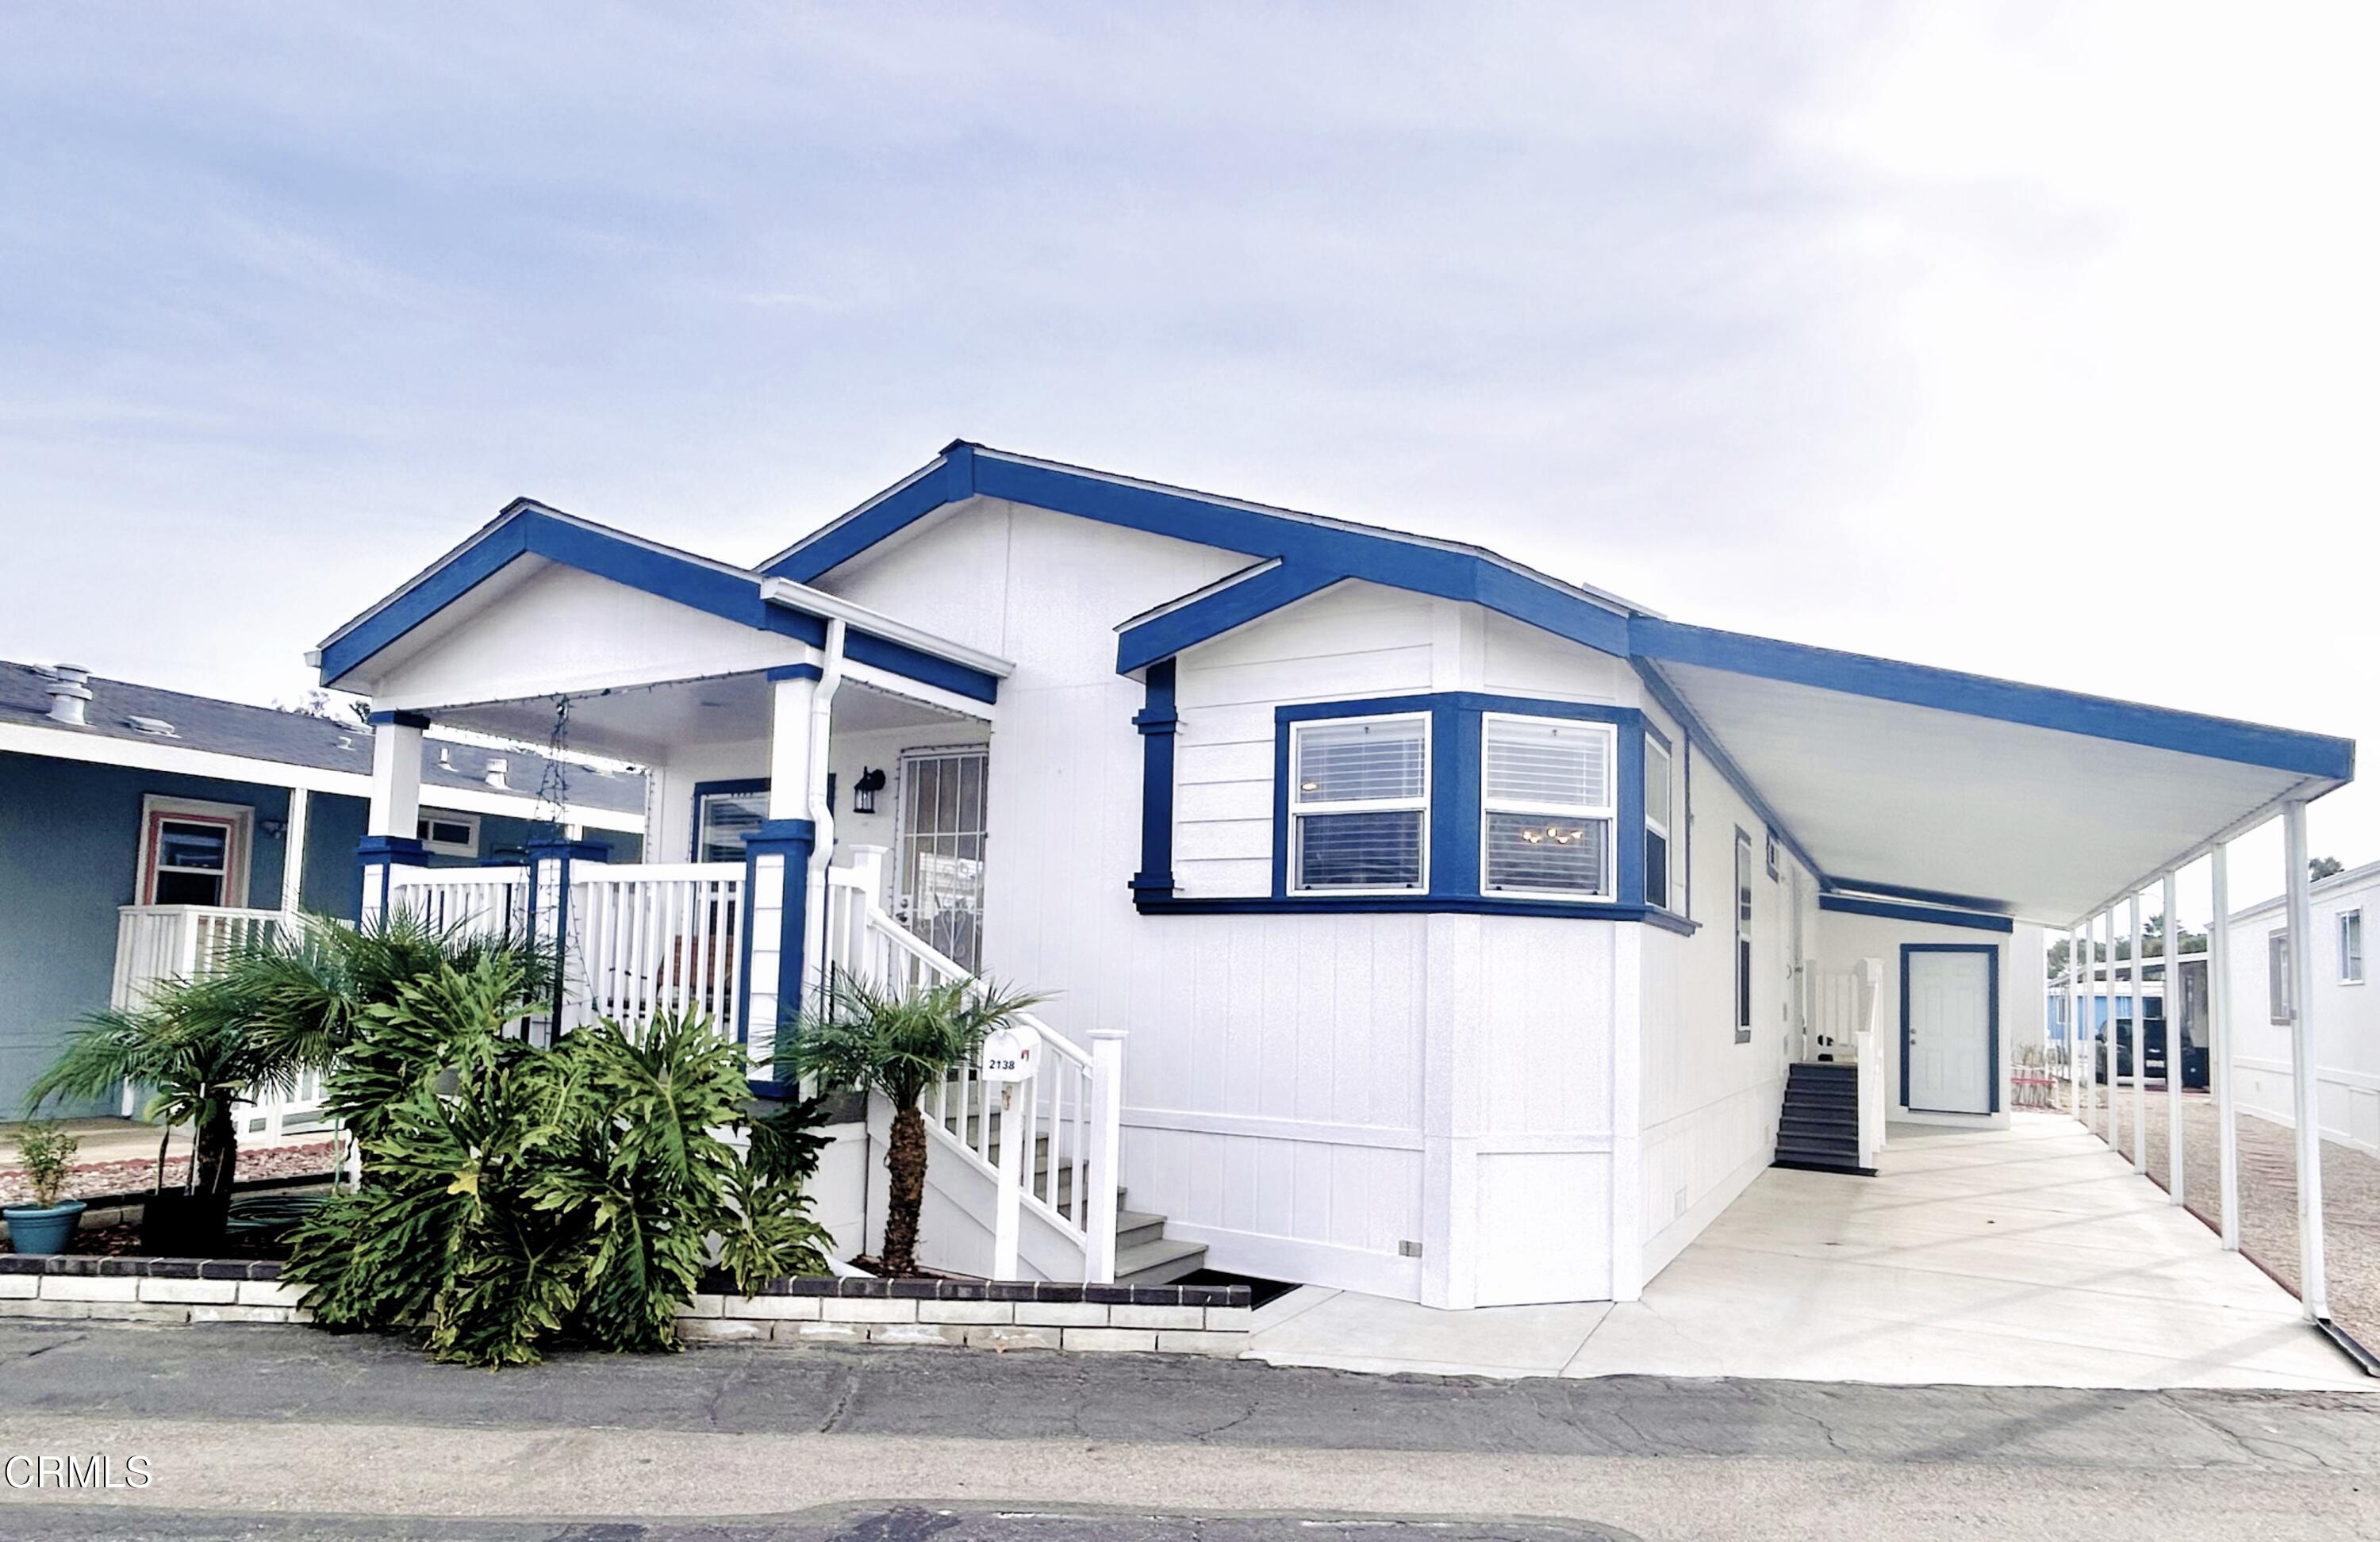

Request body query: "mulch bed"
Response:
[63, 1221, 291, 1261]
[0, 1139, 339, 1207]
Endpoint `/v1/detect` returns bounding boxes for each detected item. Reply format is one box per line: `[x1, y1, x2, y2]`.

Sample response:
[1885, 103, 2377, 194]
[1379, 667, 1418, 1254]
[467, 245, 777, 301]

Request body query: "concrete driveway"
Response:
[1246, 1111, 2374, 1389]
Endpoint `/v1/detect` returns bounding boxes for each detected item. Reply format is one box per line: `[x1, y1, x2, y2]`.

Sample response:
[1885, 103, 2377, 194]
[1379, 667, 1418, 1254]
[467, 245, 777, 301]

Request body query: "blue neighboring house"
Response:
[0, 661, 646, 1118]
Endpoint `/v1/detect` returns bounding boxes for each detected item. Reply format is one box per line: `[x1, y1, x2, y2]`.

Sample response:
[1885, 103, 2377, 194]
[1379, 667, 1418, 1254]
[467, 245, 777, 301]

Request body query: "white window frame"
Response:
[416, 808, 482, 858]
[134, 795, 254, 909]
[2269, 930, 2291, 1024]
[1287, 712, 1432, 897]
[2341, 908, 2364, 985]
[1477, 712, 1618, 903]
[1643, 737, 1674, 911]
[1733, 827, 1754, 1042]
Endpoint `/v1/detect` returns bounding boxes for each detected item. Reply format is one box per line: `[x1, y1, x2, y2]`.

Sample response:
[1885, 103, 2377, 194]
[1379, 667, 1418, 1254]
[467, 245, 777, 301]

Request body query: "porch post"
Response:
[2129, 892, 2146, 1171]
[2101, 911, 2118, 1149]
[357, 711, 428, 920]
[2067, 924, 2086, 1125]
[527, 838, 607, 1040]
[2281, 799, 2330, 1322]
[279, 787, 311, 916]
[2162, 869, 2184, 1206]
[2209, 841, 2240, 1250]
[739, 669, 820, 1080]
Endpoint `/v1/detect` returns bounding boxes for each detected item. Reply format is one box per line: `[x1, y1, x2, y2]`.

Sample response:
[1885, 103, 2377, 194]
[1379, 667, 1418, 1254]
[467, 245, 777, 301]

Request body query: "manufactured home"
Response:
[297, 443, 2351, 1308]
[2223, 861, 2380, 1159]
[0, 661, 645, 1121]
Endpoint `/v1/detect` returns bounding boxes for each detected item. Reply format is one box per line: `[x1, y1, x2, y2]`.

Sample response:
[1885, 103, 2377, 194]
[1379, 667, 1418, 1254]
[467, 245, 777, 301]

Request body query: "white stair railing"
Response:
[823, 850, 1121, 1283]
[111, 904, 323, 1133]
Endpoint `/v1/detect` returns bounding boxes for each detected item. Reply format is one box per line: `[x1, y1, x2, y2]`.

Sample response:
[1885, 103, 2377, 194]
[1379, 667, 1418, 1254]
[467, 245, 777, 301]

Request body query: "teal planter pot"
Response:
[2, 1199, 86, 1256]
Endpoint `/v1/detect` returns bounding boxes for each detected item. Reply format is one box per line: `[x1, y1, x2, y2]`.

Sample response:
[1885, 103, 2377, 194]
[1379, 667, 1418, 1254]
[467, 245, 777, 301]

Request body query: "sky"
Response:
[2, 2, 2374, 924]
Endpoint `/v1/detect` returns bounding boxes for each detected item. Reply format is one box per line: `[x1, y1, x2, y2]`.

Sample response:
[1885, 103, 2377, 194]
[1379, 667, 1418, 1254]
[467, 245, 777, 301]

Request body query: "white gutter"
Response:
[804, 618, 847, 998]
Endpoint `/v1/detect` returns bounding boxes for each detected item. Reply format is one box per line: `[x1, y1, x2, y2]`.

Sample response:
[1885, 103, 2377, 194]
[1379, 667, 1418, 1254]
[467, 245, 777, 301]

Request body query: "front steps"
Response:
[950, 1110, 1209, 1287]
[1772, 1061, 1873, 1176]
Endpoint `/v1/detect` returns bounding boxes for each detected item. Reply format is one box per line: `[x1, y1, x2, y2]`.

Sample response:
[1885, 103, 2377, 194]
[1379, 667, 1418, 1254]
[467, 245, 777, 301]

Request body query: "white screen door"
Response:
[896, 747, 988, 972]
[1905, 949, 1994, 1114]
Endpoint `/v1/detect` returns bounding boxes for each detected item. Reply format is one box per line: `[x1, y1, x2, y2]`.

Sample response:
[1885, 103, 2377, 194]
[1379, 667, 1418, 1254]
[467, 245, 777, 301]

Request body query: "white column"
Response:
[367, 716, 423, 838]
[2162, 869, 2184, 1206]
[2068, 925, 2087, 1124]
[2281, 800, 2330, 1321]
[2210, 842, 2240, 1250]
[1084, 1028, 1126, 1285]
[766, 673, 818, 818]
[2102, 911, 2119, 1149]
[2129, 893, 2146, 1170]
[742, 672, 819, 1072]
[278, 788, 310, 915]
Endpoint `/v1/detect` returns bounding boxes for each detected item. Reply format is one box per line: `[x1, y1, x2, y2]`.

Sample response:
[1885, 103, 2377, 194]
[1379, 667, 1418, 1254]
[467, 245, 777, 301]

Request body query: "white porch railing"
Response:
[109, 905, 326, 1137]
[382, 862, 747, 1045]
[1809, 957, 1888, 1170]
[823, 851, 1123, 1283]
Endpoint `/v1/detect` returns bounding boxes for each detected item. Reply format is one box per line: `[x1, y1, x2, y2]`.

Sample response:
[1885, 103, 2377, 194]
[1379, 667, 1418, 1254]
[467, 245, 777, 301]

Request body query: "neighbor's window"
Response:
[138, 797, 251, 908]
[694, 785, 770, 863]
[1733, 829, 1754, 1042]
[1288, 714, 1429, 893]
[1643, 738, 1672, 911]
[1480, 714, 1614, 899]
[2341, 909, 2364, 984]
[2269, 931, 2291, 1024]
[416, 810, 480, 858]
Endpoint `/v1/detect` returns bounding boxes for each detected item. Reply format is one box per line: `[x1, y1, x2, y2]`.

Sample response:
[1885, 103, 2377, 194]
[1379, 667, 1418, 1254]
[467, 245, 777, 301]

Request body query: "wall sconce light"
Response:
[853, 766, 886, 815]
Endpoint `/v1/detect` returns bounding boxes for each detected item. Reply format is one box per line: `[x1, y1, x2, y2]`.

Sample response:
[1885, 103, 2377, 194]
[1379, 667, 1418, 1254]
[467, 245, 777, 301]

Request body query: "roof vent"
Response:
[484, 756, 509, 790]
[124, 715, 178, 738]
[44, 662, 92, 686]
[44, 678, 92, 727]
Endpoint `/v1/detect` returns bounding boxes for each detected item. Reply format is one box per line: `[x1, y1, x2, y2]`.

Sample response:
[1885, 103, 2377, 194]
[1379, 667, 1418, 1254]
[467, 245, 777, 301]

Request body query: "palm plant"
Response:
[786, 970, 1046, 1278]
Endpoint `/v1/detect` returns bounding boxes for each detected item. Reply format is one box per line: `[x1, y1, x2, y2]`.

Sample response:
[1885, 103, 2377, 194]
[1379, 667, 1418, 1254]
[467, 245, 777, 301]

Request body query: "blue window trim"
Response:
[1132, 688, 1694, 931]
[690, 777, 772, 862]
[1901, 942, 2001, 1114]
[315, 501, 998, 705]
[1820, 893, 2014, 934]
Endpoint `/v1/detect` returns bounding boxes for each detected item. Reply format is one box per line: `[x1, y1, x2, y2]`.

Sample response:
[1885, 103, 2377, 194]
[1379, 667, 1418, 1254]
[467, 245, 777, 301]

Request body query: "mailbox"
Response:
[980, 1023, 1041, 1084]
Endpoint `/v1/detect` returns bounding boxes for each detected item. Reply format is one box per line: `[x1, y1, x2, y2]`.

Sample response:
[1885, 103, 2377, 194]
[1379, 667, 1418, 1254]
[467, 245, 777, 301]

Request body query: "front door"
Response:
[895, 746, 988, 972]
[1903, 946, 1996, 1114]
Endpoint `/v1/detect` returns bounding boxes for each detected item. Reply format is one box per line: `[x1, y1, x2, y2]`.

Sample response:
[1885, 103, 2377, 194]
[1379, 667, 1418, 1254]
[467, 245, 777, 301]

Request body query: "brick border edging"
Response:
[0, 1255, 1254, 1358]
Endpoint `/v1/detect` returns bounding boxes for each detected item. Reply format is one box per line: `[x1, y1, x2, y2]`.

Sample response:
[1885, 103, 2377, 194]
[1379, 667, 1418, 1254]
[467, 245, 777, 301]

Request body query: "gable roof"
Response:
[0, 660, 647, 819]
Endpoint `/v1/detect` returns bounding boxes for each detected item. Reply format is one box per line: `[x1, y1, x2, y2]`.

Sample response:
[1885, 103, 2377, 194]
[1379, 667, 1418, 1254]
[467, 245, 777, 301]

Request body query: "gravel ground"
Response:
[0, 1139, 336, 1206]
[2056, 1077, 2380, 1357]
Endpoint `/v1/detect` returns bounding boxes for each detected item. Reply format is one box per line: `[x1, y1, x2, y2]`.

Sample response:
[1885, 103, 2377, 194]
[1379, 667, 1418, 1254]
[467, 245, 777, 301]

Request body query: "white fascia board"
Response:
[0, 723, 644, 834]
[756, 577, 1017, 678]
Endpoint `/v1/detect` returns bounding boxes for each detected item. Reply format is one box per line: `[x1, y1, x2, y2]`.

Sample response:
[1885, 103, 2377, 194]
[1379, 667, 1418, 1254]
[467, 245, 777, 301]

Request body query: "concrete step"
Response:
[1115, 1234, 1208, 1287]
[1116, 1209, 1166, 1252]
[1779, 1116, 1855, 1141]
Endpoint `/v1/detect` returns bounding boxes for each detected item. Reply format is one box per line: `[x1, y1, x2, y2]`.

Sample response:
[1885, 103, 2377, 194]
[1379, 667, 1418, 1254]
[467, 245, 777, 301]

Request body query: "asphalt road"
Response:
[2, 1323, 2376, 1540]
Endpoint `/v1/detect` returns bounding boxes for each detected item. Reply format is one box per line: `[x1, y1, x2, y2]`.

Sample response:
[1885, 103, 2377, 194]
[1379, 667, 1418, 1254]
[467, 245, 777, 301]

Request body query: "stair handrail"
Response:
[832, 874, 1121, 1283]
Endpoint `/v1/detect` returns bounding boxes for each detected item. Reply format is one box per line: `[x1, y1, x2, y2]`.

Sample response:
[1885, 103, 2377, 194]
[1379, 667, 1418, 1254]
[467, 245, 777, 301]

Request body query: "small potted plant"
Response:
[3, 1120, 85, 1256]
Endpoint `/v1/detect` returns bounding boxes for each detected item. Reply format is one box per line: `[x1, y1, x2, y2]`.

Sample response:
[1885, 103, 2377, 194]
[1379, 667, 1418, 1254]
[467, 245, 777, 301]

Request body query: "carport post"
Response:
[2162, 869, 2184, 1207]
[2129, 894, 2147, 1170]
[2210, 842, 2240, 1251]
[2068, 924, 2087, 1123]
[2281, 799, 2330, 1321]
[2098, 911, 2117, 1149]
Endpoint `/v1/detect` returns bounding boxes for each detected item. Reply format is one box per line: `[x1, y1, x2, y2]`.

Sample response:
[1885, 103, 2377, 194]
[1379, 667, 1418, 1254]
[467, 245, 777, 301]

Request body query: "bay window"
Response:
[1288, 714, 1429, 893]
[1644, 737, 1673, 910]
[1480, 714, 1615, 900]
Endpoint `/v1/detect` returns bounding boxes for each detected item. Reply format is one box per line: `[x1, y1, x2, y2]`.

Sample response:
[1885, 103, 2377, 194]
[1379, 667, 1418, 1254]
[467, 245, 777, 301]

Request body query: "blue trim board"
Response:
[317, 503, 996, 706]
[1630, 617, 2355, 781]
[1116, 567, 1347, 675]
[1900, 943, 2001, 1114]
[1832, 877, 2013, 915]
[689, 777, 772, 861]
[1130, 661, 1179, 897]
[1821, 894, 2013, 934]
[355, 834, 427, 916]
[766, 663, 824, 683]
[365, 709, 431, 729]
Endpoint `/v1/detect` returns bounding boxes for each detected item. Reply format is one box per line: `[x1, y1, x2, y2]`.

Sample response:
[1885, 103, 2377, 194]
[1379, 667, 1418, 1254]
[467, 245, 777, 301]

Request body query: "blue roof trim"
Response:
[318, 501, 997, 705]
[1832, 877, 2013, 915]
[770, 445, 1635, 665]
[320, 505, 812, 685]
[1115, 566, 1345, 676]
[1630, 617, 2355, 781]
[1819, 894, 2014, 934]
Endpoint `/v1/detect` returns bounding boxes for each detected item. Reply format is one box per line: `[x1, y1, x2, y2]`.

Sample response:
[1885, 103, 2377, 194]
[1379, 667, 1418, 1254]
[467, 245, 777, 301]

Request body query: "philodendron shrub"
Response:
[283, 953, 832, 1367]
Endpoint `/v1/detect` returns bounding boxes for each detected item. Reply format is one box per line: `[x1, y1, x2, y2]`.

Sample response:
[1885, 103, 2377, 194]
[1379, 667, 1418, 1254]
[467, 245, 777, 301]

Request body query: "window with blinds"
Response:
[1479, 714, 1614, 899]
[1288, 715, 1430, 892]
[1644, 738, 1672, 911]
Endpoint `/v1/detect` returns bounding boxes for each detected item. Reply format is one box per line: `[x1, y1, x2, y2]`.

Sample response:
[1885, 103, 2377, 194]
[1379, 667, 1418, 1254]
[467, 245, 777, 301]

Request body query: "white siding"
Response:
[2224, 866, 2380, 1158]
[1171, 580, 1440, 898]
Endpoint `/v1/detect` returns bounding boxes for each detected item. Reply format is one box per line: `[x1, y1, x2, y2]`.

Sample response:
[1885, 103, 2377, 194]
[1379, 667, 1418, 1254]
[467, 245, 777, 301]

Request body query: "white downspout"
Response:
[804, 618, 846, 1003]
